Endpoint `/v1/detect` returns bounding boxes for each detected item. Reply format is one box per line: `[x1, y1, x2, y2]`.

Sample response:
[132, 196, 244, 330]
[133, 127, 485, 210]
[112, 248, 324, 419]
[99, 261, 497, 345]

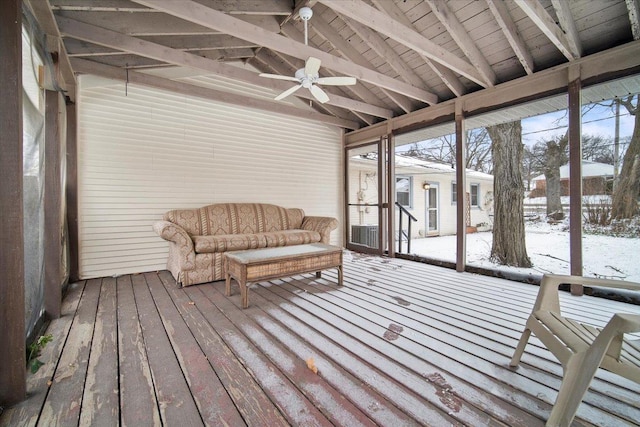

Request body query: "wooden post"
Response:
[66, 101, 79, 282]
[455, 100, 467, 272]
[387, 133, 396, 258]
[0, 0, 27, 405]
[45, 90, 63, 319]
[568, 66, 584, 295]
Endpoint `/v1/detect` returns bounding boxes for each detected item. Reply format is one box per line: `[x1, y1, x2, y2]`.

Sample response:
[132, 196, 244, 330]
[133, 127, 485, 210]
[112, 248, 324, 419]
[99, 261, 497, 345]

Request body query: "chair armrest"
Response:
[152, 220, 196, 269]
[592, 313, 640, 361]
[535, 274, 640, 314]
[301, 216, 339, 244]
[612, 313, 640, 334]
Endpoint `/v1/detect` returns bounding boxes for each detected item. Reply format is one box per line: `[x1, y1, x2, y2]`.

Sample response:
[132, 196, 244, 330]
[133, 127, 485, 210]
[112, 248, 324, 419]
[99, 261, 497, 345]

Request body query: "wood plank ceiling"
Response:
[28, 0, 639, 130]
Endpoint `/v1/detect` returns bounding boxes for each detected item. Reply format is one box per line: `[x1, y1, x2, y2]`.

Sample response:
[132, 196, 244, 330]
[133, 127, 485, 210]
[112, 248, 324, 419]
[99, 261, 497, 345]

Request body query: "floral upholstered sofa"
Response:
[153, 203, 339, 286]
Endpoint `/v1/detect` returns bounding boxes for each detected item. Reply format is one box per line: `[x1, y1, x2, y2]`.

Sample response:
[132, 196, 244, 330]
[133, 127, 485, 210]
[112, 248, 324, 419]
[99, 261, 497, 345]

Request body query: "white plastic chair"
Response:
[510, 274, 640, 427]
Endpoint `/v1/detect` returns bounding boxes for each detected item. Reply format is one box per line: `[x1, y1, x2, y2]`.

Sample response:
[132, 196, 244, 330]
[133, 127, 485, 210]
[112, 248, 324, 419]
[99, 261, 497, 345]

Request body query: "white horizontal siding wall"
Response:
[77, 74, 343, 279]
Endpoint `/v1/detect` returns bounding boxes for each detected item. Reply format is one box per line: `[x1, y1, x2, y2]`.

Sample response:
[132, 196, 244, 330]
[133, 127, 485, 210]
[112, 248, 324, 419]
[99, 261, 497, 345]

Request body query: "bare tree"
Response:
[582, 135, 614, 164]
[537, 135, 568, 219]
[406, 129, 492, 173]
[522, 145, 537, 191]
[612, 95, 640, 218]
[487, 121, 532, 267]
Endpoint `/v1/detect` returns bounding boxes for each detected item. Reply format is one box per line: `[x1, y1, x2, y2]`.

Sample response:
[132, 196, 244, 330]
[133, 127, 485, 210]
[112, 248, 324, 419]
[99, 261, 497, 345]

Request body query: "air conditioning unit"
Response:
[351, 225, 378, 248]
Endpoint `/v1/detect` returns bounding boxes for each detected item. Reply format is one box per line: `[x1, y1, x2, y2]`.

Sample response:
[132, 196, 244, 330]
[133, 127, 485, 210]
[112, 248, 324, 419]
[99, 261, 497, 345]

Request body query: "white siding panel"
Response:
[77, 75, 343, 279]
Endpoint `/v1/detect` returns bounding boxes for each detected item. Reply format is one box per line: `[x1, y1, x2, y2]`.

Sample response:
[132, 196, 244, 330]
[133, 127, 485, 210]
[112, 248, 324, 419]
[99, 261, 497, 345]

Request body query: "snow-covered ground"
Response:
[409, 220, 640, 282]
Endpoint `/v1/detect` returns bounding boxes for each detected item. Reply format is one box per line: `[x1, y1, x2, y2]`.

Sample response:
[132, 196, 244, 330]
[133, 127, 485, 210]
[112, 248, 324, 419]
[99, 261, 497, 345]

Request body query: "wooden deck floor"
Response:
[2, 251, 639, 426]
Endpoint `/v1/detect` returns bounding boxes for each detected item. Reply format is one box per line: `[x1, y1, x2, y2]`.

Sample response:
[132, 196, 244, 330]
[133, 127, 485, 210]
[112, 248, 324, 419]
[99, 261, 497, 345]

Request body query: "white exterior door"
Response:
[425, 185, 439, 235]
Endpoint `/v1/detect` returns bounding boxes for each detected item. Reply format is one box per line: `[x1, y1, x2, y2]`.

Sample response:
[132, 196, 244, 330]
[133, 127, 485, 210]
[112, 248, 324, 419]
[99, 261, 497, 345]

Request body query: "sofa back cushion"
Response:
[163, 203, 305, 236]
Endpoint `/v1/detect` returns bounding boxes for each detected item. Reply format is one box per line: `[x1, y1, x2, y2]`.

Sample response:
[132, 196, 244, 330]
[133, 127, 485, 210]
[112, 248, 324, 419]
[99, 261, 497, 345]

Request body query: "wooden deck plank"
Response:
[255, 276, 546, 426]
[228, 281, 435, 426]
[39, 278, 102, 426]
[79, 277, 118, 426]
[157, 271, 290, 427]
[143, 272, 246, 426]
[344, 261, 640, 401]
[201, 282, 379, 427]
[288, 258, 638, 419]
[277, 274, 633, 425]
[189, 283, 334, 427]
[129, 273, 203, 426]
[116, 275, 161, 427]
[0, 281, 86, 427]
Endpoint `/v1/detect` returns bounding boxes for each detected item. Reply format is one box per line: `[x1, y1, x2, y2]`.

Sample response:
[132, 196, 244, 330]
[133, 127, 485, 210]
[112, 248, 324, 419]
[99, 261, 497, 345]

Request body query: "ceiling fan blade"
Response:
[315, 76, 357, 86]
[309, 84, 330, 103]
[259, 73, 299, 82]
[305, 57, 321, 75]
[274, 84, 303, 101]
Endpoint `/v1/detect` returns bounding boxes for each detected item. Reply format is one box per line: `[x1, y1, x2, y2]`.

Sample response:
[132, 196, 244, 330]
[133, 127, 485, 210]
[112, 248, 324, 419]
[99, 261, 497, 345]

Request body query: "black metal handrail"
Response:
[395, 201, 417, 253]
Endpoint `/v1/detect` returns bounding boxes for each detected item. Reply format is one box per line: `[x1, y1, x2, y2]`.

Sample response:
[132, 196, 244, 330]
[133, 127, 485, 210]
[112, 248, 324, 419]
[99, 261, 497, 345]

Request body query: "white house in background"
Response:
[349, 154, 494, 241]
[530, 160, 615, 197]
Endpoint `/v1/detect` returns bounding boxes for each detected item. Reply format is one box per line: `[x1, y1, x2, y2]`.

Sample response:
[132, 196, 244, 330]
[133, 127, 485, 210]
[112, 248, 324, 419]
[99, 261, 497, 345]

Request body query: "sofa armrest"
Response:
[152, 220, 196, 270]
[301, 216, 339, 244]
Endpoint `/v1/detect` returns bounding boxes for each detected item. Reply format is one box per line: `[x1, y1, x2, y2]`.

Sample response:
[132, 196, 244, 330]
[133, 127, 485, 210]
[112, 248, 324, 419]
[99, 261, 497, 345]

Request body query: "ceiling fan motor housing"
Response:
[295, 68, 318, 88]
[299, 7, 313, 21]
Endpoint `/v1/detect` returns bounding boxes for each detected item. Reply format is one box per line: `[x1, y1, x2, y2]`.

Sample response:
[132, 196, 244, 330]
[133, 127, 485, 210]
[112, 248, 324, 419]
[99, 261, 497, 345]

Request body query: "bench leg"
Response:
[315, 271, 321, 279]
[225, 274, 232, 296]
[337, 265, 343, 286]
[240, 282, 249, 309]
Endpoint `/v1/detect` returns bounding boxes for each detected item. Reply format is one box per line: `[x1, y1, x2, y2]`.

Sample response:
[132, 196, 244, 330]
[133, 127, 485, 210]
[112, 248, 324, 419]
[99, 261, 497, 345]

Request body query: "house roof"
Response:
[531, 160, 615, 182]
[354, 153, 494, 180]
[26, 0, 639, 131]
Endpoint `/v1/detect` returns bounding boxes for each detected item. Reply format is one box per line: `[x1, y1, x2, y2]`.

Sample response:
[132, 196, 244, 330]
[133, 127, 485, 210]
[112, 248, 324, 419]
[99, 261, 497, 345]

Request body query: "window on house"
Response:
[451, 182, 457, 204]
[470, 184, 480, 207]
[396, 176, 412, 208]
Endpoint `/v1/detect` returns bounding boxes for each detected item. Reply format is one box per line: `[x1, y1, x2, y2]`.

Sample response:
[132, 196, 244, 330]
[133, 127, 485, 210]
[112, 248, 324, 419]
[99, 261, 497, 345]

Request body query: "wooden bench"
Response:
[510, 274, 640, 427]
[224, 243, 343, 308]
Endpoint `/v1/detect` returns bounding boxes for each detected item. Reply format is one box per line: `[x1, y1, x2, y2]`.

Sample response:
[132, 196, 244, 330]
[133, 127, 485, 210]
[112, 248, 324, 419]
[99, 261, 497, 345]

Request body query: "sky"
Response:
[521, 103, 636, 147]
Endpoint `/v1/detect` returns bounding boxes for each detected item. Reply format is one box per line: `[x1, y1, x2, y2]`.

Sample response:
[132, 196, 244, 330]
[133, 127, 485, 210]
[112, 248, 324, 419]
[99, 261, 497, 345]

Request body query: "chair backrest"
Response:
[163, 203, 305, 236]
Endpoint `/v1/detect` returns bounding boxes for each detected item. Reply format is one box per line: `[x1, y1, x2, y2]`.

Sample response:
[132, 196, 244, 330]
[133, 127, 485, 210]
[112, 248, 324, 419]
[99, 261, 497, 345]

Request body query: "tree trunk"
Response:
[612, 99, 640, 218]
[487, 121, 532, 267]
[544, 138, 567, 220]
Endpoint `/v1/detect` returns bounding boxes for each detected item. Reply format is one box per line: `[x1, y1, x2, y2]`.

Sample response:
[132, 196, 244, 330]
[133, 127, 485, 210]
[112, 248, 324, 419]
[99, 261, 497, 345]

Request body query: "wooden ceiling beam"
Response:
[486, 0, 535, 75]
[514, 0, 578, 60]
[318, 0, 487, 87]
[551, 0, 582, 58]
[51, 0, 293, 15]
[370, 0, 466, 97]
[54, 10, 281, 35]
[71, 58, 360, 129]
[66, 35, 259, 56]
[425, 0, 496, 87]
[625, 0, 640, 40]
[139, 34, 259, 51]
[294, 14, 414, 113]
[131, 0, 439, 105]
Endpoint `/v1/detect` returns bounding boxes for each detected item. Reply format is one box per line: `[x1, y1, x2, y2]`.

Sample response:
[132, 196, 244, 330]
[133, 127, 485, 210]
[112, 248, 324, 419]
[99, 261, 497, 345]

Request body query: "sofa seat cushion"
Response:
[193, 229, 321, 253]
[194, 233, 267, 253]
[262, 229, 321, 248]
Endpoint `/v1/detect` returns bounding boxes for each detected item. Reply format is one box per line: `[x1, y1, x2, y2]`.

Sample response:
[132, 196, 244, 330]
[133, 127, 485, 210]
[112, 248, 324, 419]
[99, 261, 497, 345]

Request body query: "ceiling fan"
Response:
[259, 7, 356, 103]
